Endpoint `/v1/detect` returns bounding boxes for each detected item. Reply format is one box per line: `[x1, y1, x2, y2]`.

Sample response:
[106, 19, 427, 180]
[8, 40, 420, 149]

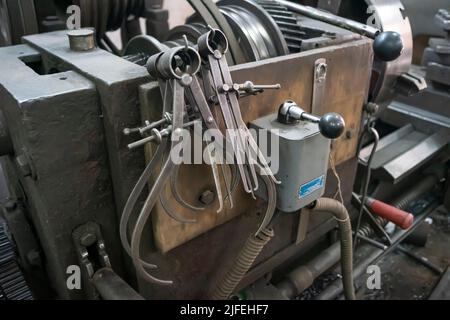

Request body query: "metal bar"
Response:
[207, 55, 253, 193]
[276, 0, 380, 39]
[397, 245, 444, 275]
[356, 234, 388, 250]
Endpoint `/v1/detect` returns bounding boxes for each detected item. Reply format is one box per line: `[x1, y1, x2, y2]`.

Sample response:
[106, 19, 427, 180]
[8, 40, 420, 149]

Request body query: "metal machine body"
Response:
[0, 18, 372, 299]
[129, 29, 372, 299]
[0, 0, 448, 301]
[375, 9, 450, 189]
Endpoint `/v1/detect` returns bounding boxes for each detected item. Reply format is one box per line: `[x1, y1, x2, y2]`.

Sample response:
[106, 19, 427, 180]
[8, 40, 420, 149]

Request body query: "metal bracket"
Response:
[72, 222, 111, 279]
[395, 71, 427, 96]
[312, 58, 328, 116]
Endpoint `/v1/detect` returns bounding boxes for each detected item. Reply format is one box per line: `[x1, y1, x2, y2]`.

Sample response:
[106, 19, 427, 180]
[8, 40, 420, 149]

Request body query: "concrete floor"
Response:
[299, 202, 450, 300]
[359, 206, 450, 300]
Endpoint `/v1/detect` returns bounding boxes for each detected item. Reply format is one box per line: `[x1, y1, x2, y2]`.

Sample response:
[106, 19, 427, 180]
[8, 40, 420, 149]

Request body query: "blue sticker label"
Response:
[299, 175, 325, 199]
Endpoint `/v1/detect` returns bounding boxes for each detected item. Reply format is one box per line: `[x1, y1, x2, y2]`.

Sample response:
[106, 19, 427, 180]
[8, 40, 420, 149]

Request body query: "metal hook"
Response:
[182, 34, 189, 51]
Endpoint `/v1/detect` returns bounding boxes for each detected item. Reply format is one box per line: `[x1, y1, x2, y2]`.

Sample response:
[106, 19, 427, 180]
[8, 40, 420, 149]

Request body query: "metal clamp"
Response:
[72, 222, 111, 279]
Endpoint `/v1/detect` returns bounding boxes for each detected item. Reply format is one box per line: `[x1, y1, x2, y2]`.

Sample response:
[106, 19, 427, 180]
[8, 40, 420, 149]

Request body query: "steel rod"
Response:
[276, 0, 380, 39]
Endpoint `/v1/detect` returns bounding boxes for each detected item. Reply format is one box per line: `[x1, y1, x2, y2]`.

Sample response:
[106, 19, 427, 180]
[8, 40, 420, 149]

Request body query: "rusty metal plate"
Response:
[141, 39, 372, 258]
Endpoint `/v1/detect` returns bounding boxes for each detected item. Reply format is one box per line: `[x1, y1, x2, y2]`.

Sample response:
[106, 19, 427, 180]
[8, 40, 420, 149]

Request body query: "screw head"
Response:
[199, 190, 215, 205]
[365, 102, 379, 114]
[180, 74, 193, 87]
[346, 129, 355, 139]
[221, 84, 230, 92]
[80, 233, 97, 247]
[173, 128, 183, 137]
[316, 63, 327, 82]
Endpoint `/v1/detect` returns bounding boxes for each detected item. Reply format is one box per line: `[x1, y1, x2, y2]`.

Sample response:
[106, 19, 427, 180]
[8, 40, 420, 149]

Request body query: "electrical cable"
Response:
[353, 119, 379, 250]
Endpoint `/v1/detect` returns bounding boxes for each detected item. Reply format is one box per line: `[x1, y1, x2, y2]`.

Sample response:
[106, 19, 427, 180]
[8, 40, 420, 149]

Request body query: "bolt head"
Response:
[174, 128, 183, 135]
[346, 130, 354, 139]
[80, 233, 97, 247]
[316, 63, 327, 82]
[180, 74, 193, 87]
[221, 84, 230, 92]
[199, 190, 215, 205]
[365, 102, 379, 114]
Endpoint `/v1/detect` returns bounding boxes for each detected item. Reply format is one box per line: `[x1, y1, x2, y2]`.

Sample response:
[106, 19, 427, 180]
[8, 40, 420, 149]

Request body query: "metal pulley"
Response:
[335, 0, 414, 108]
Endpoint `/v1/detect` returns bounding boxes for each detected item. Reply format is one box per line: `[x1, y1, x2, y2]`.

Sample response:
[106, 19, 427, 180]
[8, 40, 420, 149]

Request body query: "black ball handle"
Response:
[373, 31, 404, 62]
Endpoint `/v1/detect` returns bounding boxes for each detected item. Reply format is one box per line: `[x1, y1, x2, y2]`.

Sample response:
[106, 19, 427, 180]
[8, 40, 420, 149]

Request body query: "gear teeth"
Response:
[0, 221, 33, 300]
[256, 0, 305, 53]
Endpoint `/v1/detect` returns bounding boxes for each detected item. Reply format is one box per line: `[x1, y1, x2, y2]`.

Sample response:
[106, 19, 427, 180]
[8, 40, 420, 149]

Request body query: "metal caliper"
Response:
[120, 29, 281, 285]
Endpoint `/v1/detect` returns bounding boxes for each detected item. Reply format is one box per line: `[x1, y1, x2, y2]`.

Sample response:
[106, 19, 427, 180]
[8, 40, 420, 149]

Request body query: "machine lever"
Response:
[278, 100, 345, 139]
[373, 31, 404, 62]
[232, 81, 281, 94]
[275, 1, 404, 62]
[365, 197, 414, 230]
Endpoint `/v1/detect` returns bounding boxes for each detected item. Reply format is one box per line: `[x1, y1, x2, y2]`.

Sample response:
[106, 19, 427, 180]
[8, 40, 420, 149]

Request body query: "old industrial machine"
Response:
[0, 0, 449, 300]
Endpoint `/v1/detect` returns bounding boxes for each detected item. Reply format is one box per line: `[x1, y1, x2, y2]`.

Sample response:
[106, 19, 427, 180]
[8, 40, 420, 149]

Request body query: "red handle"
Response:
[366, 197, 414, 230]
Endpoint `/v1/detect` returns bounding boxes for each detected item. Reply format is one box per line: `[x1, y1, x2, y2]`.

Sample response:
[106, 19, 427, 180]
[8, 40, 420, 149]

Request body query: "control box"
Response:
[250, 113, 331, 213]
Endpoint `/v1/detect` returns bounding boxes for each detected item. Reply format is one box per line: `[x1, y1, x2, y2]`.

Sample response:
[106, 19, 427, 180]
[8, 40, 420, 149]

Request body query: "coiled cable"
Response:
[210, 227, 275, 300]
[312, 198, 355, 300]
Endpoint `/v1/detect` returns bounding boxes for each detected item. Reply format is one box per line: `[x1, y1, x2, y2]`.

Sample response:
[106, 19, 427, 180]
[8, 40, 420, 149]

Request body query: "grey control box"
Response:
[250, 113, 331, 213]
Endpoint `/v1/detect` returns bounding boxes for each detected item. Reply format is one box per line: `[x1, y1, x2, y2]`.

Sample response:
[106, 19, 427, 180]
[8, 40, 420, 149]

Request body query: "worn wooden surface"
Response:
[140, 39, 373, 254]
[140, 83, 257, 254]
[232, 38, 373, 165]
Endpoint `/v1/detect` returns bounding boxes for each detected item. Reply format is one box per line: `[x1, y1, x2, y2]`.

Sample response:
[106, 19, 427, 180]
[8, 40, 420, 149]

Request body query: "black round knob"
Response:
[373, 31, 404, 62]
[319, 113, 345, 139]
